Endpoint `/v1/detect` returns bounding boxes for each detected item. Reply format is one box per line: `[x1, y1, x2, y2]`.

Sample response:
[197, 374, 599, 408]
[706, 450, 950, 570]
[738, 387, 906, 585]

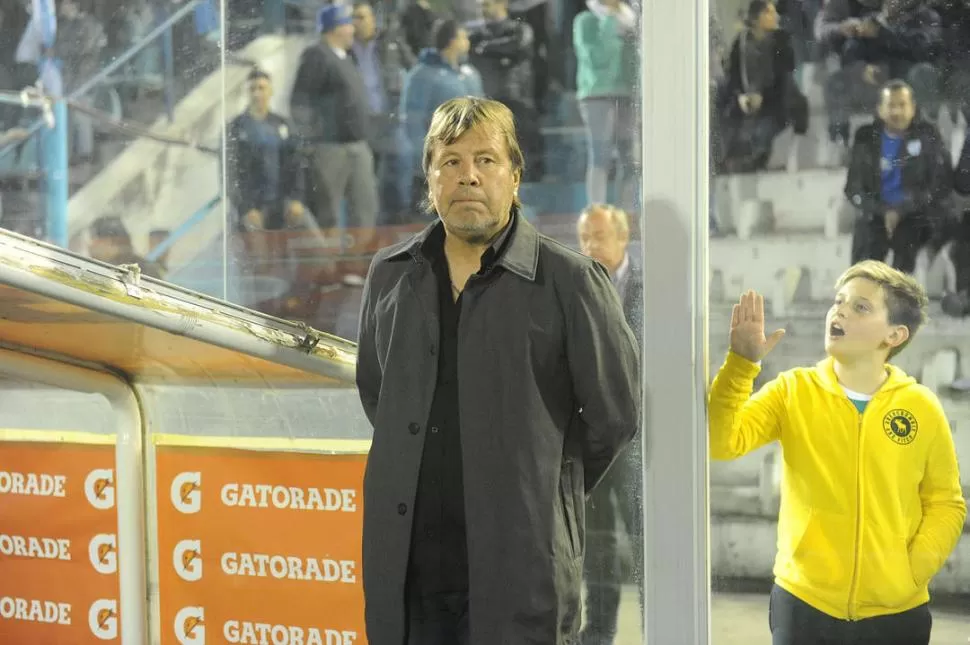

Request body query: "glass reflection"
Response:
[710, 0, 970, 642]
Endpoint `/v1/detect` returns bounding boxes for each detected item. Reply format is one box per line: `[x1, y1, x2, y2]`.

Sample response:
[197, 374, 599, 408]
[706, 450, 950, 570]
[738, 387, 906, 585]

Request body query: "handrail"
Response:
[144, 195, 222, 263]
[0, 0, 204, 160]
[68, 0, 203, 102]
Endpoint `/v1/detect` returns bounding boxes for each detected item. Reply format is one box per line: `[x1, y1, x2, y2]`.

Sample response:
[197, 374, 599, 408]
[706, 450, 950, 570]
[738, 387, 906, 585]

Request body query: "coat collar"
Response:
[385, 208, 540, 281]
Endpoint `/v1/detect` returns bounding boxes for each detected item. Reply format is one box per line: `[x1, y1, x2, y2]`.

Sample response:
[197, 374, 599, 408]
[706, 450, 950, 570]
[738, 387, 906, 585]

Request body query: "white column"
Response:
[640, 0, 711, 640]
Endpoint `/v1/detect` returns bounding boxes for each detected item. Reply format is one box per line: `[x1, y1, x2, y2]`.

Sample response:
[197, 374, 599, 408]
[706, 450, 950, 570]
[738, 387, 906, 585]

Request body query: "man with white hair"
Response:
[577, 202, 644, 645]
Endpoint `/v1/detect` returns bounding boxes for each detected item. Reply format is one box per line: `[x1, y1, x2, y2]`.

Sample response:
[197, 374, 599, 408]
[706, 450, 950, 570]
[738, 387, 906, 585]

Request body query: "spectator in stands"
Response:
[931, 0, 970, 124]
[573, 0, 638, 211]
[291, 4, 379, 240]
[228, 68, 311, 262]
[845, 80, 952, 274]
[508, 0, 552, 112]
[466, 0, 543, 180]
[54, 0, 107, 164]
[400, 0, 438, 56]
[817, 0, 942, 148]
[717, 0, 808, 174]
[576, 203, 643, 645]
[399, 19, 484, 216]
[351, 1, 416, 222]
[87, 216, 165, 279]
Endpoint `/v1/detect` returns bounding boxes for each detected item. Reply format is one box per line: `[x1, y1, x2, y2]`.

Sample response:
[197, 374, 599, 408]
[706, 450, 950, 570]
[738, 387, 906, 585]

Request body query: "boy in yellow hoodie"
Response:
[710, 260, 966, 645]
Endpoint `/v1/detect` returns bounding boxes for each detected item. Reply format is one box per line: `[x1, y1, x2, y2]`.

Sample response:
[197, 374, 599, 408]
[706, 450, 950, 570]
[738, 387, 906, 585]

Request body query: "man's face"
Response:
[757, 2, 779, 31]
[353, 5, 376, 41]
[88, 235, 123, 263]
[451, 28, 470, 57]
[428, 124, 520, 245]
[328, 22, 355, 49]
[578, 208, 628, 273]
[878, 88, 916, 132]
[60, 0, 79, 18]
[480, 0, 505, 20]
[248, 77, 272, 112]
[825, 278, 908, 362]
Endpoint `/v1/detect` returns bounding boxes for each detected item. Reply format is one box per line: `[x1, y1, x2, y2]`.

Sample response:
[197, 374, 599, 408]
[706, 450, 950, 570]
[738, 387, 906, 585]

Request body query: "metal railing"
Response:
[0, 0, 206, 247]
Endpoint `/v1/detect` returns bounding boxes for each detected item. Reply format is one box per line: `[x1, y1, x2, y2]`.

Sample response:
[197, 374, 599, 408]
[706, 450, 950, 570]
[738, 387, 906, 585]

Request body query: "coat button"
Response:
[430, 426, 439, 434]
[397, 503, 407, 515]
[429, 345, 436, 355]
[408, 422, 420, 435]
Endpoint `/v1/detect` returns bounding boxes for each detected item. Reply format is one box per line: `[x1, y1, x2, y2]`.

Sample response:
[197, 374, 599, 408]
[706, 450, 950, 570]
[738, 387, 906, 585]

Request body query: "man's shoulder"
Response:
[534, 231, 598, 275]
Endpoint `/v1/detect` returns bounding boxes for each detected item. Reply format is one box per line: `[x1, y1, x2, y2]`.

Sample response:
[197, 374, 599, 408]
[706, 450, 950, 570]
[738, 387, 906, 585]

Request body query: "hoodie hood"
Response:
[811, 356, 916, 397]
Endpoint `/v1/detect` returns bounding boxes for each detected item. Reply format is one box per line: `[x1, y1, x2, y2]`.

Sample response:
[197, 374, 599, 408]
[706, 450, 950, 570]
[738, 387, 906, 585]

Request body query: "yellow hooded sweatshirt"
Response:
[709, 351, 966, 620]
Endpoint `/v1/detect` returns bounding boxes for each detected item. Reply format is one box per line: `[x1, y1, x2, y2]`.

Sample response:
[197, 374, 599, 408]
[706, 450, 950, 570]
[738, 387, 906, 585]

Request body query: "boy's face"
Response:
[825, 278, 909, 362]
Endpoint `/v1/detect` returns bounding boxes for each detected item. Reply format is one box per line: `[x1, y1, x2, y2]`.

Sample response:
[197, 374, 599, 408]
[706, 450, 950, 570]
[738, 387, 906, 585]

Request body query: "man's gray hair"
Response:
[579, 203, 631, 238]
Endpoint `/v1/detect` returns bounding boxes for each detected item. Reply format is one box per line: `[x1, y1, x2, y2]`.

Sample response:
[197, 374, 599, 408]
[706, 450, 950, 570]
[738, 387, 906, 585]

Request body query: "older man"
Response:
[577, 203, 644, 644]
[356, 97, 640, 645]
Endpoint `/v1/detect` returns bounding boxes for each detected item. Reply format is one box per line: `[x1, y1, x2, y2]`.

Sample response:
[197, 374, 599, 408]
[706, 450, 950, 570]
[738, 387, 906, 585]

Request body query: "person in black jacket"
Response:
[228, 68, 310, 261]
[576, 203, 643, 645]
[291, 4, 379, 239]
[717, 0, 808, 173]
[845, 80, 953, 274]
[818, 0, 943, 146]
[466, 0, 543, 180]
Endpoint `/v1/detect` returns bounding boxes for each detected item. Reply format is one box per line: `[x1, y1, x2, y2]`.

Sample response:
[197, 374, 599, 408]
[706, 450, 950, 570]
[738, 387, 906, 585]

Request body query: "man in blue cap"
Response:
[291, 3, 379, 246]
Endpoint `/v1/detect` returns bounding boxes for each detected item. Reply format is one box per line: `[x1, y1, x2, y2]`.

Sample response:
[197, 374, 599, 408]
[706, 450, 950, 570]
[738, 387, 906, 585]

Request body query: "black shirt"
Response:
[407, 217, 515, 594]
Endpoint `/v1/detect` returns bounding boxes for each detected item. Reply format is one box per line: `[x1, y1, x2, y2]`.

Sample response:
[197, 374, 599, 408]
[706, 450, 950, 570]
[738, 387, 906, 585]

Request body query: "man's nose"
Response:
[458, 163, 481, 185]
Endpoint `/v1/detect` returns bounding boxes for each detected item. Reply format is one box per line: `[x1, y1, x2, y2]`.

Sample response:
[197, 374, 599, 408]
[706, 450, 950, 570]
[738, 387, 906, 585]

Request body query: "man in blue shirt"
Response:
[227, 68, 308, 260]
[845, 80, 953, 274]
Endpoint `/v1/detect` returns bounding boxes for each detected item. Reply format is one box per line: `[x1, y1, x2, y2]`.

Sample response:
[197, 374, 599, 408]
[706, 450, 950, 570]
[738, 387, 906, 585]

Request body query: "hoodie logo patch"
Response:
[883, 409, 918, 445]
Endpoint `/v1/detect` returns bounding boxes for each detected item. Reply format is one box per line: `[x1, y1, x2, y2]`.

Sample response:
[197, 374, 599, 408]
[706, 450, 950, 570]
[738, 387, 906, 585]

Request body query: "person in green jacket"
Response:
[572, 0, 638, 213]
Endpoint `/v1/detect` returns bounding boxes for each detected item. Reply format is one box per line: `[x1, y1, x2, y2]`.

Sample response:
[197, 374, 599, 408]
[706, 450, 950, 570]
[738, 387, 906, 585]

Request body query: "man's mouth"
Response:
[829, 322, 845, 338]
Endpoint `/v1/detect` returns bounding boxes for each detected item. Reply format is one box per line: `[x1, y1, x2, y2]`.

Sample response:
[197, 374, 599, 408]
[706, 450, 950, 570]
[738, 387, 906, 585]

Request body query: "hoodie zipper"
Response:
[845, 403, 867, 620]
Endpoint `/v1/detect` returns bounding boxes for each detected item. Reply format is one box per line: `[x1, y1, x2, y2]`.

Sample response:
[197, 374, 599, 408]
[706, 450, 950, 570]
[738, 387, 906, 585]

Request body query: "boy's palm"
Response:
[730, 290, 785, 362]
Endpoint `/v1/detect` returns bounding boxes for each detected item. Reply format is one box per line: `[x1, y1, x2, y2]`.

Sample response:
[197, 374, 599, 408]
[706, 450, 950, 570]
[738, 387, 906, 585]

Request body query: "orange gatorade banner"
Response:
[155, 437, 368, 645]
[0, 432, 122, 644]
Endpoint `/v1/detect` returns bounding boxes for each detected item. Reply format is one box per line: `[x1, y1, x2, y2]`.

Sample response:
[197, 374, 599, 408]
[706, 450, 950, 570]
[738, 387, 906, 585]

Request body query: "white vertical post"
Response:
[640, 0, 711, 640]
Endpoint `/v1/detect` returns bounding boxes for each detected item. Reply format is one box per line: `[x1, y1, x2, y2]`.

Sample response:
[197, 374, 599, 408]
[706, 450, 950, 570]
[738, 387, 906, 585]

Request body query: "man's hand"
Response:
[885, 209, 901, 239]
[738, 93, 762, 114]
[284, 200, 306, 227]
[863, 64, 881, 85]
[730, 290, 785, 363]
[839, 18, 861, 37]
[242, 209, 265, 231]
[858, 18, 880, 38]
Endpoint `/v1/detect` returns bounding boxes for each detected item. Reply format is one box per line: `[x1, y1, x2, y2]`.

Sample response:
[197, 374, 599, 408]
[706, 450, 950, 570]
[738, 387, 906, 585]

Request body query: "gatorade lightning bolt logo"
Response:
[174, 606, 205, 645]
[173, 540, 203, 582]
[88, 534, 118, 575]
[88, 599, 119, 640]
[84, 469, 116, 510]
[170, 472, 202, 514]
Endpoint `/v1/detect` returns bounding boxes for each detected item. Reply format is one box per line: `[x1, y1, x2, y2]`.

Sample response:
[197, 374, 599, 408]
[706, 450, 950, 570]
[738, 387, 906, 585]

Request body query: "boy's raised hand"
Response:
[730, 290, 786, 363]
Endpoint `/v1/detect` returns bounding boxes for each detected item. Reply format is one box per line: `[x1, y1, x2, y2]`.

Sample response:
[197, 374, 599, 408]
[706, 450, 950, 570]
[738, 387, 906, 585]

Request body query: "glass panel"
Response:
[0, 378, 112, 433]
[0, 0, 231, 298]
[709, 0, 970, 641]
[219, 0, 647, 642]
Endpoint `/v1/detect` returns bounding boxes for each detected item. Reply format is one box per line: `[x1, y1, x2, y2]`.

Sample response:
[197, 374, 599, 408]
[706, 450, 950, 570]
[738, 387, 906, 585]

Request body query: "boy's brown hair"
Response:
[835, 260, 929, 359]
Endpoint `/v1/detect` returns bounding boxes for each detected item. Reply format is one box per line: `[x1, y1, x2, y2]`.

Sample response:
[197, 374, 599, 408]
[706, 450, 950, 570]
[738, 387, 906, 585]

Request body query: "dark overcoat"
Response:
[356, 212, 640, 645]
